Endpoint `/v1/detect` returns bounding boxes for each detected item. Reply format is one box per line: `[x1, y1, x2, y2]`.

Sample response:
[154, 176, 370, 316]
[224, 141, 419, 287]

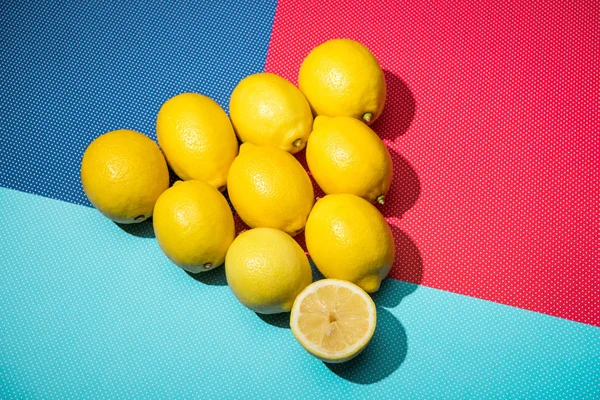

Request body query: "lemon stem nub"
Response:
[203, 262, 212, 269]
[376, 195, 385, 205]
[293, 139, 302, 148]
[362, 113, 373, 123]
[134, 215, 145, 222]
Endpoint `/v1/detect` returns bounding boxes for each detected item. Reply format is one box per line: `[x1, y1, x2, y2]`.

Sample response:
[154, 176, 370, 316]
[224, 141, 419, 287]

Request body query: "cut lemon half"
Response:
[290, 279, 377, 363]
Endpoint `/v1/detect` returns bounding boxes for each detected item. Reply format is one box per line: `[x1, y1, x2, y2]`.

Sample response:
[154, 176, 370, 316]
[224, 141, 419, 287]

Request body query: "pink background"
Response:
[264, 0, 599, 326]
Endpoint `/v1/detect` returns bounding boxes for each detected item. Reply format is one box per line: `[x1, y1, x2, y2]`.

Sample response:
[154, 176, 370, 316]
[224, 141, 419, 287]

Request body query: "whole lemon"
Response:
[227, 143, 314, 236]
[298, 38, 386, 124]
[225, 228, 313, 314]
[156, 93, 238, 191]
[229, 73, 313, 153]
[305, 194, 395, 293]
[307, 116, 393, 204]
[80, 129, 169, 224]
[153, 180, 235, 273]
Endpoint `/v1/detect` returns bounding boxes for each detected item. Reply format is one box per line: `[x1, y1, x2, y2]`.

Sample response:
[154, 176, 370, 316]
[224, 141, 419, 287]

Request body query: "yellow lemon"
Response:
[229, 73, 313, 153]
[305, 194, 395, 293]
[298, 38, 386, 124]
[227, 143, 314, 236]
[80, 129, 169, 224]
[156, 92, 238, 190]
[153, 180, 235, 273]
[225, 228, 313, 314]
[291, 279, 376, 363]
[307, 116, 393, 204]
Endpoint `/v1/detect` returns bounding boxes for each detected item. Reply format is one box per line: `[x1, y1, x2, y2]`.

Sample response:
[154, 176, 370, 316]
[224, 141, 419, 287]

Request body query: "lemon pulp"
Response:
[291, 279, 376, 363]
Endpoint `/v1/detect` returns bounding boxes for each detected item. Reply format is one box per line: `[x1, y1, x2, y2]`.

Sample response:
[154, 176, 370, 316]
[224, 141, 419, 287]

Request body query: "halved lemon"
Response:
[290, 279, 377, 363]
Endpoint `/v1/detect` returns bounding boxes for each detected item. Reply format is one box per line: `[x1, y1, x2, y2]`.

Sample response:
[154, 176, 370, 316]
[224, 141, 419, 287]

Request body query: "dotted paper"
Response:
[0, 0, 277, 206]
[265, 0, 599, 326]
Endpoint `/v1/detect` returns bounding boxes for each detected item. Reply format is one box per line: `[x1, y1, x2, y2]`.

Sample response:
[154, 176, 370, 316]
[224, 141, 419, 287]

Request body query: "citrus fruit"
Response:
[305, 194, 395, 293]
[153, 180, 235, 273]
[290, 279, 377, 363]
[225, 228, 313, 314]
[298, 38, 386, 124]
[307, 115, 393, 204]
[229, 72, 313, 153]
[156, 92, 238, 191]
[227, 143, 314, 236]
[80, 129, 169, 224]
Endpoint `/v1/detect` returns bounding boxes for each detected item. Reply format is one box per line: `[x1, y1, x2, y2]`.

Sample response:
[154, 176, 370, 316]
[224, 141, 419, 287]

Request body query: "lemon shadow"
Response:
[256, 312, 291, 329]
[185, 265, 228, 286]
[115, 218, 155, 238]
[373, 228, 424, 308]
[325, 307, 408, 384]
[380, 150, 421, 219]
[371, 70, 416, 140]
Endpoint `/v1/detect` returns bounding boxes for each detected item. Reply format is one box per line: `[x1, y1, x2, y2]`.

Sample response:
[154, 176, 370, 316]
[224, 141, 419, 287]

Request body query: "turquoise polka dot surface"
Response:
[1, 188, 599, 398]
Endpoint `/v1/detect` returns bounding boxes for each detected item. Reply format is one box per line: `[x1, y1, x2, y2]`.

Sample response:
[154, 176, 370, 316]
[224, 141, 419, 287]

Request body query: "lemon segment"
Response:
[291, 279, 376, 363]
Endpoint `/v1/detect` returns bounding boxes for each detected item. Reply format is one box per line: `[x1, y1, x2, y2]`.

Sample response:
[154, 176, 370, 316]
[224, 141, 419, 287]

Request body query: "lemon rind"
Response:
[290, 279, 377, 363]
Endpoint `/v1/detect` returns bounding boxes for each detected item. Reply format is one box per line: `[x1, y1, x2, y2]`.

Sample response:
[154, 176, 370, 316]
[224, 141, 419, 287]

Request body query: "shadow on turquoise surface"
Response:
[323, 233, 420, 384]
[373, 278, 420, 308]
[326, 306, 408, 384]
[115, 218, 155, 238]
[257, 312, 291, 329]
[185, 265, 228, 286]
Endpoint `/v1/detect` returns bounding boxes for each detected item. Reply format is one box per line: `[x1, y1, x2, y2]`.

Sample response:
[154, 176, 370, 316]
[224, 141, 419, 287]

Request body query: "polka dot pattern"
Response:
[1, 0, 599, 396]
[265, 0, 599, 326]
[1, 188, 598, 398]
[0, 0, 278, 206]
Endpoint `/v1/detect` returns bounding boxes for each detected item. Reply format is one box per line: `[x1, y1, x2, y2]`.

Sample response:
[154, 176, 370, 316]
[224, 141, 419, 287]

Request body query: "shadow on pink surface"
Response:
[327, 72, 419, 383]
[371, 70, 416, 142]
[381, 150, 421, 219]
[373, 72, 423, 291]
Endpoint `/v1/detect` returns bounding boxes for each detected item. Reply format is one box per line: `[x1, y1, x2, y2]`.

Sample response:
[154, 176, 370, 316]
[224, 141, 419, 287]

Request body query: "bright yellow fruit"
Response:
[305, 194, 395, 293]
[227, 143, 314, 236]
[307, 116, 393, 204]
[290, 279, 376, 363]
[298, 38, 386, 124]
[153, 180, 235, 273]
[225, 228, 313, 314]
[80, 129, 169, 224]
[229, 73, 313, 154]
[156, 92, 238, 190]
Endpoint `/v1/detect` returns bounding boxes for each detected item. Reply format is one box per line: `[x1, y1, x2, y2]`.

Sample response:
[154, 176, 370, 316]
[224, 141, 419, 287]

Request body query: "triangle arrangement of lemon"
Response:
[290, 279, 377, 363]
[80, 38, 392, 366]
